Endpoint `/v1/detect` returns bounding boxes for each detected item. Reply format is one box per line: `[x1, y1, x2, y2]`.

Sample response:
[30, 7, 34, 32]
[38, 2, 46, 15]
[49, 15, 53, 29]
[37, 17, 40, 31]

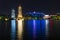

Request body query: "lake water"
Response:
[0, 19, 60, 40]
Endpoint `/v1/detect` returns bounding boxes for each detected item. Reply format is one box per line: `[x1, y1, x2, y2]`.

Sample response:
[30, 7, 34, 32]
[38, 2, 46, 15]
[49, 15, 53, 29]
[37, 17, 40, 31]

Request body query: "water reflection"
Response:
[26, 20, 34, 40]
[0, 20, 5, 40]
[41, 20, 46, 40]
[11, 20, 16, 40]
[33, 20, 36, 40]
[17, 20, 23, 40]
[0, 20, 11, 40]
[0, 19, 50, 40]
[25, 20, 49, 40]
[5, 21, 8, 39]
[45, 20, 49, 36]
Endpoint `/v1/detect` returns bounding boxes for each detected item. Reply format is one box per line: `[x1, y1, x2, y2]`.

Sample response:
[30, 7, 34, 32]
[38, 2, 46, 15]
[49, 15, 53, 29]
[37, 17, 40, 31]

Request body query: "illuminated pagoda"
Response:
[17, 5, 23, 20]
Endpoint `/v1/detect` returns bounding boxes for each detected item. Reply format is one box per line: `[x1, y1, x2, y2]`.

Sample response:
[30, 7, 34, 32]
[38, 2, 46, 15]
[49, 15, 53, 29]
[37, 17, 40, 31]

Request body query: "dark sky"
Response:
[0, 0, 60, 15]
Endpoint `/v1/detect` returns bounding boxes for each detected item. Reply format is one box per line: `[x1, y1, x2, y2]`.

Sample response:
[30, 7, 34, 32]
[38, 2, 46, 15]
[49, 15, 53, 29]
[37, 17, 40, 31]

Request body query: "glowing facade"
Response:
[25, 12, 45, 20]
[43, 15, 50, 19]
[17, 5, 23, 20]
[11, 9, 15, 19]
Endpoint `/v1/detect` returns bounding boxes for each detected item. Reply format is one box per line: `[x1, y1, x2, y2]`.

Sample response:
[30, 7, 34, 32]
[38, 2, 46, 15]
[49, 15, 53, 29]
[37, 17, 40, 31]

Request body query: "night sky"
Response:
[0, 0, 60, 15]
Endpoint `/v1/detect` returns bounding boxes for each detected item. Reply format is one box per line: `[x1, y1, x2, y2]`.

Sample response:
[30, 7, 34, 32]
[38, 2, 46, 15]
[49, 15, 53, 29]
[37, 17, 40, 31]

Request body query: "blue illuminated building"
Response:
[25, 11, 45, 19]
[11, 9, 16, 20]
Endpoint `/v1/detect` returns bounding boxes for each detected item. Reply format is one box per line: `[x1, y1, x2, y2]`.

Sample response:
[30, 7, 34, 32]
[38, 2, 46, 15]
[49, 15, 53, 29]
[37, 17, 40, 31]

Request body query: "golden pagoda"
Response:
[17, 5, 23, 20]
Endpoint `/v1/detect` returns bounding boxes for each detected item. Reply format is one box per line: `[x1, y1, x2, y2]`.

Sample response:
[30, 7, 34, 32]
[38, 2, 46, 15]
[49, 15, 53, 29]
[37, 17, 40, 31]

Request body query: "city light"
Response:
[43, 15, 50, 19]
[45, 20, 49, 37]
[17, 5, 22, 18]
[5, 18, 9, 21]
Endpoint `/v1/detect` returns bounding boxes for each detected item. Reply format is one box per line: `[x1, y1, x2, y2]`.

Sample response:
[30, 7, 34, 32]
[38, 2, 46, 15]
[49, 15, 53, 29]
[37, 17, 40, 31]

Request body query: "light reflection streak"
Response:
[33, 20, 36, 39]
[5, 21, 8, 39]
[42, 20, 45, 36]
[11, 20, 16, 40]
[17, 19, 23, 40]
[5, 21, 8, 29]
[45, 20, 49, 37]
[49, 20, 53, 31]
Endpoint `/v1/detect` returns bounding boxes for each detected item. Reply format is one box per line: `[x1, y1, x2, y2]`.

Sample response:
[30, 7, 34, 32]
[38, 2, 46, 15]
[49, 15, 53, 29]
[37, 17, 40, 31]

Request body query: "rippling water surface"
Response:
[0, 20, 60, 40]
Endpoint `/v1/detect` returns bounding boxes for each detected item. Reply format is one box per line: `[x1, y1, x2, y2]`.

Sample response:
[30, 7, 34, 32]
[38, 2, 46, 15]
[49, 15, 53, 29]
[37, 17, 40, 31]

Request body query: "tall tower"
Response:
[17, 5, 23, 20]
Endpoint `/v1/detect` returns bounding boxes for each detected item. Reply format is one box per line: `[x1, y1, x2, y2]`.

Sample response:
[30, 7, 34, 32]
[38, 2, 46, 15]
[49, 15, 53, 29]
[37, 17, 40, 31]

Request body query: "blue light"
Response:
[27, 20, 33, 39]
[25, 19, 50, 40]
[25, 12, 47, 40]
[26, 20, 41, 40]
[45, 20, 49, 37]
[11, 9, 16, 19]
[33, 20, 36, 39]
[26, 12, 45, 18]
[35, 20, 41, 40]
[41, 20, 45, 36]
[11, 20, 16, 40]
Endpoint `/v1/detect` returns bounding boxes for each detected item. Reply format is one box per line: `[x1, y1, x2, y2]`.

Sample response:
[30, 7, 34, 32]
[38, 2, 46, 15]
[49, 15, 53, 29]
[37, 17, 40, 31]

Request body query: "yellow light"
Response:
[57, 16, 60, 20]
[16, 17, 24, 21]
[18, 15, 22, 18]
[5, 18, 9, 21]
[18, 5, 22, 18]
[28, 17, 31, 20]
[59, 17, 60, 20]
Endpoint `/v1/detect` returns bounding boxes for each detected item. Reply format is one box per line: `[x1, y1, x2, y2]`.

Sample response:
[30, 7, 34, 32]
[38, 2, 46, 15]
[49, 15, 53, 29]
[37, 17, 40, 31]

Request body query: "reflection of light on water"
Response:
[45, 20, 49, 37]
[33, 20, 36, 39]
[11, 20, 16, 40]
[42, 20, 45, 34]
[17, 19, 23, 40]
[5, 21, 8, 29]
